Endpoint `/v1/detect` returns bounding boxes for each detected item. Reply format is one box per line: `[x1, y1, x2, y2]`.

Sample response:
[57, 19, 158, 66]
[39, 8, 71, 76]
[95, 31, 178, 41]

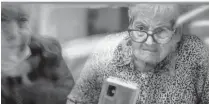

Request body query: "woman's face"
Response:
[130, 11, 181, 65]
[1, 3, 32, 48]
[1, 3, 32, 76]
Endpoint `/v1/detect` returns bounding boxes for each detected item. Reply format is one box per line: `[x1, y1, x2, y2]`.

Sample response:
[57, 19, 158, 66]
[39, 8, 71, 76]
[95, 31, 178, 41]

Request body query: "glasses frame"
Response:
[127, 28, 176, 44]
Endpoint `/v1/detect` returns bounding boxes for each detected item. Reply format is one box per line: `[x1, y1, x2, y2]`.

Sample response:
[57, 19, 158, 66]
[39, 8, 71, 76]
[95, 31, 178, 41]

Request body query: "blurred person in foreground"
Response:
[67, 4, 209, 104]
[1, 3, 74, 104]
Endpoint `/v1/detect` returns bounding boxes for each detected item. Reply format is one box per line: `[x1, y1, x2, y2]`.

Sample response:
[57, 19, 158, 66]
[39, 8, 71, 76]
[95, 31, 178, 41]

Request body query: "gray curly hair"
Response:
[128, 4, 184, 25]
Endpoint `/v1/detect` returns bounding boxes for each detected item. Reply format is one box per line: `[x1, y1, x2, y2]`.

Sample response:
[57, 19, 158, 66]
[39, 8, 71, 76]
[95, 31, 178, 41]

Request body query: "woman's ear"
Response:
[174, 26, 183, 43]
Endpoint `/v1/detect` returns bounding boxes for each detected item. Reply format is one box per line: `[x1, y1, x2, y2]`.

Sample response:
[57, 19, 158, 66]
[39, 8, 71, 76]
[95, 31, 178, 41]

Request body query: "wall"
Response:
[38, 4, 88, 45]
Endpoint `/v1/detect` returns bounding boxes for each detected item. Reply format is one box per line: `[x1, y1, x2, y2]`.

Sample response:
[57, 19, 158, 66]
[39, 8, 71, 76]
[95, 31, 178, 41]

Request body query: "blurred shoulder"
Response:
[29, 35, 62, 56]
[30, 35, 61, 49]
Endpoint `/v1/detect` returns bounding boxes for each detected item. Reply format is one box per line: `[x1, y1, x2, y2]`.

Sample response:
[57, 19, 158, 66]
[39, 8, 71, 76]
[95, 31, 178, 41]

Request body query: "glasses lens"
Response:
[154, 28, 173, 44]
[130, 31, 147, 42]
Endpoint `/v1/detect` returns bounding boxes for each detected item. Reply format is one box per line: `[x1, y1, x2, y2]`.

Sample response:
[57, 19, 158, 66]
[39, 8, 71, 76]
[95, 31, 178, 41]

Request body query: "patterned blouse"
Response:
[67, 32, 209, 104]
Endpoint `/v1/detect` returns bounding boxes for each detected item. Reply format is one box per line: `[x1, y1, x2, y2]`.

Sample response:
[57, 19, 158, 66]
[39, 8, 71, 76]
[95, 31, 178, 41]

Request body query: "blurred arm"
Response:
[20, 36, 75, 104]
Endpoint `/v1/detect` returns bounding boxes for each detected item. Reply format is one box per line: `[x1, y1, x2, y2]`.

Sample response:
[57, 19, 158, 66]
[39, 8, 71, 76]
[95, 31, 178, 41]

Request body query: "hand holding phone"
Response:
[98, 77, 139, 104]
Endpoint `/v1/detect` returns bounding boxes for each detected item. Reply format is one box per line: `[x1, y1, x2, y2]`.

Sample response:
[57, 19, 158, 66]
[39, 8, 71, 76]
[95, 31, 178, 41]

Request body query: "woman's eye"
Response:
[17, 17, 28, 28]
[155, 28, 164, 33]
[137, 26, 145, 31]
[18, 17, 28, 23]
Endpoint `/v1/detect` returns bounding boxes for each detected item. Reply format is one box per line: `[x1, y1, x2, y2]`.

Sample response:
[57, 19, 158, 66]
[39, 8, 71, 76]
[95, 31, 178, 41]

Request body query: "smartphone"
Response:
[98, 77, 139, 104]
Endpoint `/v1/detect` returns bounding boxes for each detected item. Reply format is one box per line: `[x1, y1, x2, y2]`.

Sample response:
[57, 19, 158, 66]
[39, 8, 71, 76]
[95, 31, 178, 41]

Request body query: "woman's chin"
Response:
[144, 58, 159, 65]
[138, 55, 161, 65]
[134, 50, 164, 64]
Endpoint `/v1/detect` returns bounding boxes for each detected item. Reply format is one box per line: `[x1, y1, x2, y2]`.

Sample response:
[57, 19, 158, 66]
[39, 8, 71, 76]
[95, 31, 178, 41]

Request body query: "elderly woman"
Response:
[67, 4, 209, 104]
[1, 3, 74, 104]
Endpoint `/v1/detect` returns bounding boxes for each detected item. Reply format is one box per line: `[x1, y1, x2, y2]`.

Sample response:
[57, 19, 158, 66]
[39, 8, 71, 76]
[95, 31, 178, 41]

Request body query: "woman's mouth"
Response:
[142, 48, 158, 52]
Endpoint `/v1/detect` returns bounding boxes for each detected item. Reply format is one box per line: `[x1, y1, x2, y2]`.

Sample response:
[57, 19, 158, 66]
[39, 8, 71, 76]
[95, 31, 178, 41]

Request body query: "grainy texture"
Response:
[68, 32, 209, 104]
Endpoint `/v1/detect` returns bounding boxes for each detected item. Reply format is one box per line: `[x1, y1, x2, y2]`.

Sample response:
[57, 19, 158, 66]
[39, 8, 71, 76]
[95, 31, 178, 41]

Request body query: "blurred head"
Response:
[1, 3, 34, 48]
[1, 3, 34, 76]
[128, 4, 183, 66]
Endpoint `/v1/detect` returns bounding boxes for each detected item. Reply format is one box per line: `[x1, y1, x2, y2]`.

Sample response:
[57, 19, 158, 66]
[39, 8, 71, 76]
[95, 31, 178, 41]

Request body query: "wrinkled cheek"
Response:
[131, 42, 143, 52]
[133, 49, 148, 60]
[159, 44, 174, 60]
[2, 32, 22, 47]
[154, 50, 165, 63]
[132, 44, 142, 58]
[19, 29, 32, 45]
[133, 49, 141, 58]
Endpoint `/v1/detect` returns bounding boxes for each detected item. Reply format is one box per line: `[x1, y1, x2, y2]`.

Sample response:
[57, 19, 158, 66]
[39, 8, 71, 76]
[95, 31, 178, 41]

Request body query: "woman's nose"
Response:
[5, 21, 19, 40]
[145, 36, 154, 45]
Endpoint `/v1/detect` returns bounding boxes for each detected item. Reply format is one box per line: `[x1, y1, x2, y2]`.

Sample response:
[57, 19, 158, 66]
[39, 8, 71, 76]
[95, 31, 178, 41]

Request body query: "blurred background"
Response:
[29, 3, 209, 80]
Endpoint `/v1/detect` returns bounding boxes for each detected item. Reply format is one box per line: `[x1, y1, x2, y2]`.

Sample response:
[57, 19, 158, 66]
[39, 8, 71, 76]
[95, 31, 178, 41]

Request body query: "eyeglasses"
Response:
[127, 27, 176, 44]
